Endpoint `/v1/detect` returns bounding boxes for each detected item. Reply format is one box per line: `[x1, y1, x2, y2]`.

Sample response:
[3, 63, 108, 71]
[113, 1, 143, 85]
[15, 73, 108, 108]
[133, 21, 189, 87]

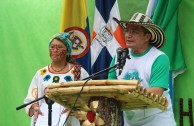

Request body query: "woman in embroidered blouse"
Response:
[24, 32, 89, 126]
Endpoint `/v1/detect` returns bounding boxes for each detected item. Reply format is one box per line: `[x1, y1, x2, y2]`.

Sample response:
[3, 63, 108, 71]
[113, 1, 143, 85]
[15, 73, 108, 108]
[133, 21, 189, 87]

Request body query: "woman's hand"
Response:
[31, 104, 44, 122]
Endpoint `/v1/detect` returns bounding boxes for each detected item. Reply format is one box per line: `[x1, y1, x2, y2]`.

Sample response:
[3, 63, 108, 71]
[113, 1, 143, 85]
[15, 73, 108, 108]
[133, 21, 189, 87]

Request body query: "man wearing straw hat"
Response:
[108, 13, 176, 126]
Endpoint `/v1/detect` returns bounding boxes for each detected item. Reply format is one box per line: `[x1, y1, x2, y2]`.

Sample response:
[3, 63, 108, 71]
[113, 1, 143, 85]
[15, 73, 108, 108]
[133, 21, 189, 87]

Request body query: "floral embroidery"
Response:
[64, 76, 73, 82]
[53, 76, 60, 83]
[40, 68, 47, 76]
[43, 74, 51, 81]
[32, 88, 38, 98]
[71, 70, 75, 75]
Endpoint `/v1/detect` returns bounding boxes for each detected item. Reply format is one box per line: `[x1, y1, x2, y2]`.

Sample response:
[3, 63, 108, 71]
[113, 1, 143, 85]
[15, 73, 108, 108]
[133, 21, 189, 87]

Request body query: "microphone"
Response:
[116, 47, 123, 64]
[116, 47, 129, 75]
[116, 47, 123, 75]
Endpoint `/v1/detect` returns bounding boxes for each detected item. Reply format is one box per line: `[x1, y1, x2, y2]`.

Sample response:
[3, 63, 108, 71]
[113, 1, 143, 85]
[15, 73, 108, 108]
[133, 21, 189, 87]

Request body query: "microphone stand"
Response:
[45, 97, 54, 126]
[16, 95, 54, 126]
[16, 96, 45, 111]
[82, 63, 118, 80]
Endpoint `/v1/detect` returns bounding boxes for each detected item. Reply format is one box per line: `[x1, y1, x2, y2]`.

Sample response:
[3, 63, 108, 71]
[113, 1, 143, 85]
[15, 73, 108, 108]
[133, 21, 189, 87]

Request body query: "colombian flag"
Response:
[60, 0, 91, 74]
[91, 0, 126, 79]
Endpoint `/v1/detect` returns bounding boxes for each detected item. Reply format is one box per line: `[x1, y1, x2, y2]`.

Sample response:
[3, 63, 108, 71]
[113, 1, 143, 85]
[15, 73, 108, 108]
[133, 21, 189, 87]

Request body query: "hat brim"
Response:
[116, 20, 165, 49]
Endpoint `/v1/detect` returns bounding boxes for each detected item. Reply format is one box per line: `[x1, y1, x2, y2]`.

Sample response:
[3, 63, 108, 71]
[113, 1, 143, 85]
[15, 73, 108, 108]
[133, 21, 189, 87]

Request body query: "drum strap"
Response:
[74, 65, 81, 81]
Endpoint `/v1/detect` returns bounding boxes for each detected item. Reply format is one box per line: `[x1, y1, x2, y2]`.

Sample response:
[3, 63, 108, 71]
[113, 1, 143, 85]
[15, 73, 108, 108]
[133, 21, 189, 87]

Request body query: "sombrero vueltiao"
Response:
[114, 13, 165, 49]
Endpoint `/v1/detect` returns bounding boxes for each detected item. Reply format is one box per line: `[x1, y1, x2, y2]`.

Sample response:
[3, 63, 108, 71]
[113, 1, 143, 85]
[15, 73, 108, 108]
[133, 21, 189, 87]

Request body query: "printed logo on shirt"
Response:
[123, 69, 141, 81]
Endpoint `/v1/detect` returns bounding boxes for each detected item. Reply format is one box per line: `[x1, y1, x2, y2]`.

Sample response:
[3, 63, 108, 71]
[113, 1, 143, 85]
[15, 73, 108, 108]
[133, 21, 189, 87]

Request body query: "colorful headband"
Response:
[51, 32, 72, 56]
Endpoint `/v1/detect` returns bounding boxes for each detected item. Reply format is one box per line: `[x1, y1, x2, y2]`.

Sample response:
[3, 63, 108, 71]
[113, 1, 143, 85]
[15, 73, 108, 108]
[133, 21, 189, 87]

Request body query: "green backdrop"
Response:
[0, 0, 193, 126]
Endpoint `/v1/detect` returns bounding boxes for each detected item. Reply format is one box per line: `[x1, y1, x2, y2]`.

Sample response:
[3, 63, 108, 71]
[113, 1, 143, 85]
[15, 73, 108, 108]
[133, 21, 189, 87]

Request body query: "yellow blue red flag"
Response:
[60, 0, 91, 74]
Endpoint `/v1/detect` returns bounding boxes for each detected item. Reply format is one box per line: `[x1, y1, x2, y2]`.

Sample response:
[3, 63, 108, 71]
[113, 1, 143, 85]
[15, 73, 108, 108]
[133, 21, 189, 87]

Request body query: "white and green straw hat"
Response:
[114, 12, 165, 49]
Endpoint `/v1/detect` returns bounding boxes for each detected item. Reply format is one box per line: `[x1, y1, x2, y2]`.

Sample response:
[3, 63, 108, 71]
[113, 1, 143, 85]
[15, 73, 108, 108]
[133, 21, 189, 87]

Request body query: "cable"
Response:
[56, 107, 64, 126]
[63, 78, 91, 126]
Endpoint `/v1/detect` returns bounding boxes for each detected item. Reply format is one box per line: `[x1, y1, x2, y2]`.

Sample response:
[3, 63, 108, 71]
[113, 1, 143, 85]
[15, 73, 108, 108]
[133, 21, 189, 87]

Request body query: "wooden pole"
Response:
[89, 96, 122, 126]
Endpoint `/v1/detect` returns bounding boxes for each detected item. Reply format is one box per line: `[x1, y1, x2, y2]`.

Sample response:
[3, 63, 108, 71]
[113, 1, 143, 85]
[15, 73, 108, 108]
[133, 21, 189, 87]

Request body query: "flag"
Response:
[151, 0, 186, 76]
[91, 0, 126, 79]
[146, 0, 158, 18]
[146, 0, 186, 107]
[60, 0, 91, 74]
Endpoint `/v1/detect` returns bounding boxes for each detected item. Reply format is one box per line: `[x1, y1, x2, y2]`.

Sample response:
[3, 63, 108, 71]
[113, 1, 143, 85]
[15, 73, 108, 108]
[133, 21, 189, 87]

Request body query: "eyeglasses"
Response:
[49, 44, 66, 50]
[124, 29, 143, 35]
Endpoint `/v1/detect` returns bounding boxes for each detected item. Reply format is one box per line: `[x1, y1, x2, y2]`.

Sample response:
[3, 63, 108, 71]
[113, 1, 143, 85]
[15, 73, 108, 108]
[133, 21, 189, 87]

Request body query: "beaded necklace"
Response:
[50, 63, 67, 72]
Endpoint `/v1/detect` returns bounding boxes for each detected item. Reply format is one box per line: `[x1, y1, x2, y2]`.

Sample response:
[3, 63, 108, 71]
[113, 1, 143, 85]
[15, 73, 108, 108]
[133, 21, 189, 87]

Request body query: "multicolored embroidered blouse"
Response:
[24, 64, 89, 116]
